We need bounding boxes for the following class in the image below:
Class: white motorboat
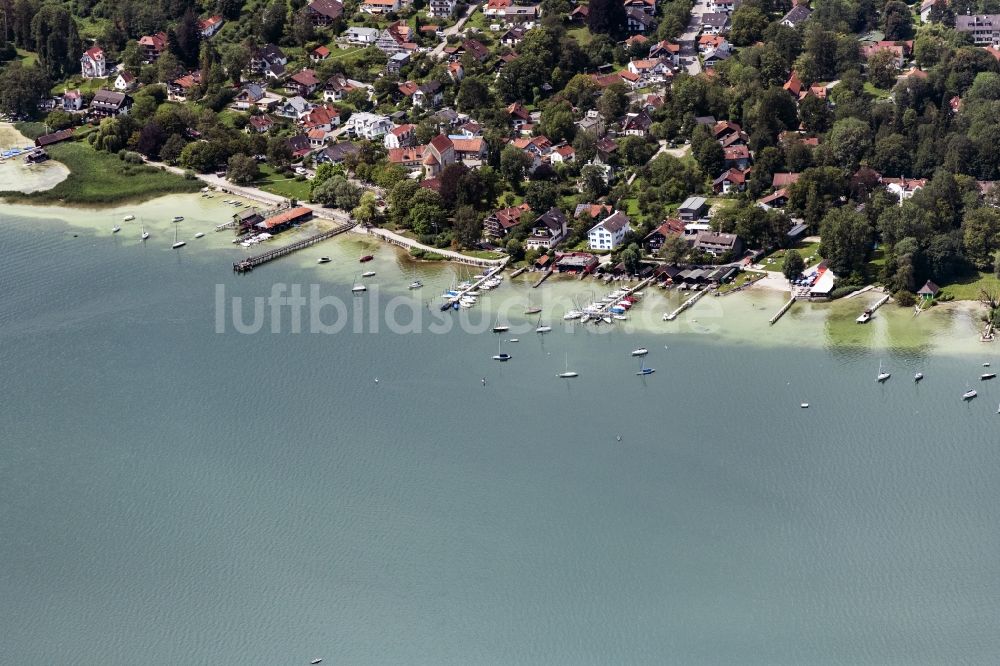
[631,348,649,357]
[982,373,996,380]
[311,660,323,665]
[508,338,519,343]
[963,388,978,400]
[409,281,422,289]
[141,226,149,241]
[362,271,376,277]
[876,360,890,383]
[194,232,205,239]
[914,372,923,382]
[318,257,331,264]
[800,403,809,408]
[352,284,367,293]
[123,214,135,221]
[112,225,121,233]
[536,325,552,334]
[563,310,582,320]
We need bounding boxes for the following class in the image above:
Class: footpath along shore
[147,160,505,267]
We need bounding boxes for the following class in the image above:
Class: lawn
[864,82,891,100]
[463,249,505,260]
[717,270,765,294]
[50,76,112,96]
[255,164,313,201]
[0,140,200,204]
[16,48,37,67]
[938,272,1000,301]
[761,240,822,270]
[567,26,594,46]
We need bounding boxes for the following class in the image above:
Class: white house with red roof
[198,15,225,37]
[80,46,107,78]
[384,123,416,149]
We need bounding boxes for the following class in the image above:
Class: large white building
[587,211,631,251]
[344,112,393,139]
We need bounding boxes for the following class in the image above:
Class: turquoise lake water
[2,199,999,664]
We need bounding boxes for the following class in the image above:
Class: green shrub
[894,290,916,307]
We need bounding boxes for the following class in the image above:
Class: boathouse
[254,206,313,233]
[917,280,940,301]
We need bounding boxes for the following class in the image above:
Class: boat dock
[663,287,707,321]
[233,222,353,273]
[769,296,796,325]
[532,268,553,288]
[215,219,238,231]
[440,262,509,310]
[586,276,655,320]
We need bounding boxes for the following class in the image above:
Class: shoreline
[0,122,70,194]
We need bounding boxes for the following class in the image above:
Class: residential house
[300,104,340,131]
[780,4,812,28]
[483,203,531,238]
[502,6,539,23]
[574,203,614,220]
[699,13,730,34]
[387,52,411,74]
[400,80,442,108]
[310,46,331,63]
[286,134,312,159]
[551,144,575,163]
[114,71,137,92]
[429,0,455,17]
[285,69,321,97]
[626,9,655,33]
[448,61,464,81]
[345,27,380,45]
[621,111,653,137]
[525,207,569,249]
[304,0,344,24]
[956,14,1000,44]
[139,32,168,63]
[344,111,392,139]
[648,40,680,66]
[627,58,672,84]
[89,90,132,117]
[678,196,708,221]
[363,0,401,13]
[315,142,360,165]
[198,15,225,37]
[234,84,266,110]
[757,188,789,209]
[167,71,202,102]
[247,115,275,133]
[62,89,83,112]
[569,4,589,22]
[375,22,418,56]
[250,44,288,77]
[500,27,527,47]
[588,211,632,250]
[644,218,685,252]
[919,0,937,22]
[624,0,656,15]
[698,33,726,54]
[506,102,531,129]
[307,128,331,149]
[723,144,751,169]
[694,231,743,257]
[712,167,748,194]
[388,145,426,170]
[485,0,512,16]
[450,136,487,164]
[577,109,604,136]
[323,74,366,102]
[80,46,107,79]
[772,172,800,188]
[703,45,732,67]
[885,176,927,203]
[460,39,490,62]
[860,41,910,67]
[707,0,741,11]
[384,123,416,148]
[277,96,312,119]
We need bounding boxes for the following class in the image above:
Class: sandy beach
[0,122,70,193]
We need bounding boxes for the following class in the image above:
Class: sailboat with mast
[171,222,185,249]
[492,336,511,361]
[876,360,890,382]
[558,352,577,378]
[636,358,655,376]
[535,315,551,334]
[351,272,366,293]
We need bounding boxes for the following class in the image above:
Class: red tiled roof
[261,206,312,229]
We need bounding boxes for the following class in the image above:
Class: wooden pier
[769,296,796,325]
[663,287,707,321]
[439,263,508,311]
[233,223,353,273]
[532,268,553,288]
[587,276,655,321]
[509,266,528,278]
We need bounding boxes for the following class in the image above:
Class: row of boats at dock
[562,289,644,324]
[441,274,505,310]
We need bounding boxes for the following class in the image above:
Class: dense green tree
[866,48,899,89]
[819,207,874,276]
[962,207,1000,269]
[882,1,913,41]
[826,117,872,170]
[500,145,533,189]
[353,192,379,226]
[0,62,50,117]
[587,0,627,37]
[227,153,259,185]
[539,100,576,143]
[453,205,483,247]
[691,124,724,176]
[783,249,805,279]
[728,6,769,46]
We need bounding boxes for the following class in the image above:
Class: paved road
[431,3,479,58]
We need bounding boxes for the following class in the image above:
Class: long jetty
[440,262,508,311]
[769,296,796,325]
[663,287,707,321]
[233,222,353,273]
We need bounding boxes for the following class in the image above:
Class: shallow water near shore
[2,199,1000,664]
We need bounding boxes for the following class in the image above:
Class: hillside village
[5,0,1000,301]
